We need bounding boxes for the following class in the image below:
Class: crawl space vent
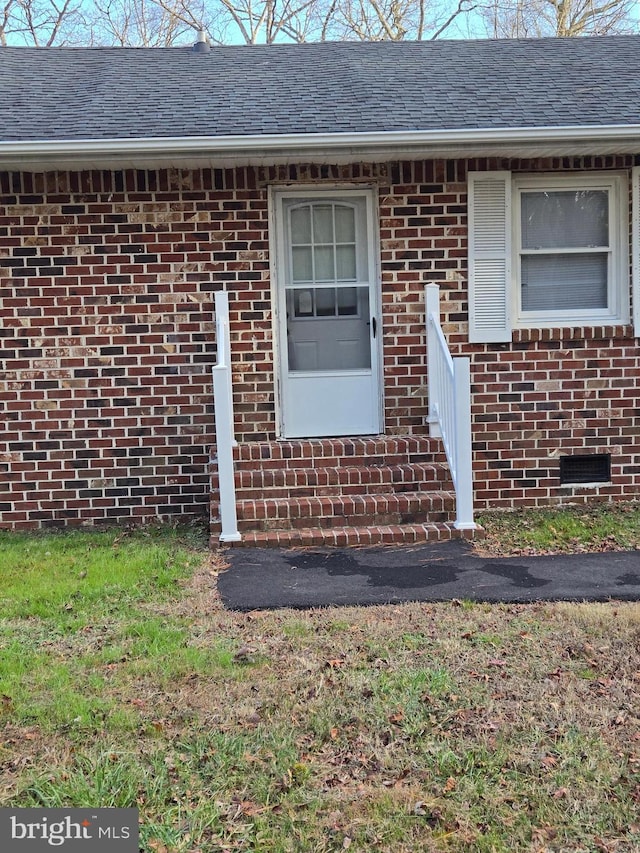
[559,453,611,485]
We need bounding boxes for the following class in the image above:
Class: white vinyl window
[514,174,626,327]
[468,171,630,343]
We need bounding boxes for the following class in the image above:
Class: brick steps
[234,522,473,549]
[233,490,456,531]
[210,435,480,548]
[231,436,448,467]
[212,462,452,498]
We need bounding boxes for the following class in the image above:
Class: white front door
[273,189,382,439]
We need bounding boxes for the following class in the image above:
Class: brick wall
[380,156,640,510]
[1,158,638,529]
[0,169,223,528]
[470,326,639,509]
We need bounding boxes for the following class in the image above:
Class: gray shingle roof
[2,36,640,142]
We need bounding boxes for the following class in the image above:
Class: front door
[273,189,382,438]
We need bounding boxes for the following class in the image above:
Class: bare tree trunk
[477,0,635,38]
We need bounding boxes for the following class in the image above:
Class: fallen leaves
[476,503,640,557]
[442,776,457,793]
[3,542,639,853]
[232,799,267,818]
[531,824,558,845]
[233,645,258,663]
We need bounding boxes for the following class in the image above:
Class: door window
[284,198,371,372]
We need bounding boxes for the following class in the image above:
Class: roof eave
[1,125,640,171]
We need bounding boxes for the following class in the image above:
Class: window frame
[281,196,371,330]
[284,197,369,289]
[512,172,629,329]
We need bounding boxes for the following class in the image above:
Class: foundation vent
[559,453,611,485]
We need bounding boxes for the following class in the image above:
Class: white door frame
[269,184,383,439]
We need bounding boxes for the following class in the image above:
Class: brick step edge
[229,453,449,472]
[210,491,457,532]
[232,436,444,465]
[232,490,456,523]
[212,462,453,495]
[212,522,482,548]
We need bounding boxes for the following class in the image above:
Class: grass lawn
[0,510,638,852]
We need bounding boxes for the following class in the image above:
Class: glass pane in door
[286,286,371,371]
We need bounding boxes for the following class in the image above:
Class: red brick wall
[0,169,223,527]
[470,326,639,509]
[1,158,638,529]
[380,156,640,510]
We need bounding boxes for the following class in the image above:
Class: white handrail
[211,291,241,543]
[425,284,476,530]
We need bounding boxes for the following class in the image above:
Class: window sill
[512,324,634,343]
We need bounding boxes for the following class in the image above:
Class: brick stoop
[211,436,482,547]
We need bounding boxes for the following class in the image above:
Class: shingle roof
[1,36,640,142]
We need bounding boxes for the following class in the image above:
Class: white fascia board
[2,124,640,169]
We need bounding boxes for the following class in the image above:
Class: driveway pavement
[218,539,640,610]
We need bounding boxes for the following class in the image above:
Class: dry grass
[477,502,640,556]
[1,531,639,852]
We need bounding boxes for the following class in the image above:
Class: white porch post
[212,291,241,543]
[452,355,475,530]
[425,283,442,439]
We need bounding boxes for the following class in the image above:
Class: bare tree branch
[1,0,14,44]
[1,0,635,49]
[430,0,475,37]
[45,0,74,44]
[1,0,85,45]
[478,0,636,38]
[88,0,199,45]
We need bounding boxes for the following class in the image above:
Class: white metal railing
[211,290,241,543]
[425,284,476,530]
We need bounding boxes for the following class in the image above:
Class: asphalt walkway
[218,539,640,610]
